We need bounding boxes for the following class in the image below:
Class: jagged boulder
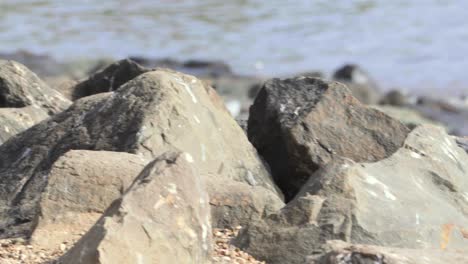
[0,69,283,238]
[248,77,409,199]
[235,125,468,264]
[30,150,148,250]
[58,151,212,264]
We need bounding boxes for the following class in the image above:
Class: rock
[0,60,70,113]
[379,89,409,106]
[307,240,468,264]
[235,125,468,264]
[0,69,283,238]
[248,77,409,200]
[58,151,212,264]
[43,76,78,101]
[30,150,148,250]
[0,106,48,145]
[0,60,71,144]
[370,105,445,130]
[71,59,149,100]
[332,64,381,104]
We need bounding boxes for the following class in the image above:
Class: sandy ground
[0,226,264,264]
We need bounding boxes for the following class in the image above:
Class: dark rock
[332,64,381,104]
[59,151,212,264]
[235,125,468,264]
[379,89,409,106]
[72,59,149,100]
[0,69,282,238]
[248,77,409,200]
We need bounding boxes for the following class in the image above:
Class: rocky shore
[1,51,468,263]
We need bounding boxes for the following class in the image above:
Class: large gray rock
[248,77,409,200]
[0,60,71,143]
[59,151,212,264]
[332,64,381,104]
[235,125,468,264]
[30,150,148,250]
[0,69,283,238]
[307,240,468,264]
[72,59,149,100]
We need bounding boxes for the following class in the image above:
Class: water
[1,0,468,92]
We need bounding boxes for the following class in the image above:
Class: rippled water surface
[1,0,468,91]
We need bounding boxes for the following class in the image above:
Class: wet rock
[0,69,282,238]
[332,64,381,104]
[248,77,409,200]
[235,125,468,264]
[30,150,148,250]
[307,240,468,264]
[72,59,149,100]
[59,151,212,264]
[0,60,71,143]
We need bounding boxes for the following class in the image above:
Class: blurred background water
[0,0,467,92]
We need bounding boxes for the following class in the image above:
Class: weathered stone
[0,60,71,143]
[248,77,409,200]
[0,69,282,238]
[332,64,381,104]
[30,150,148,250]
[0,106,49,145]
[307,240,468,264]
[71,59,149,100]
[58,151,212,264]
[0,60,70,112]
[235,125,468,264]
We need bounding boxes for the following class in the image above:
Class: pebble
[0,226,264,264]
